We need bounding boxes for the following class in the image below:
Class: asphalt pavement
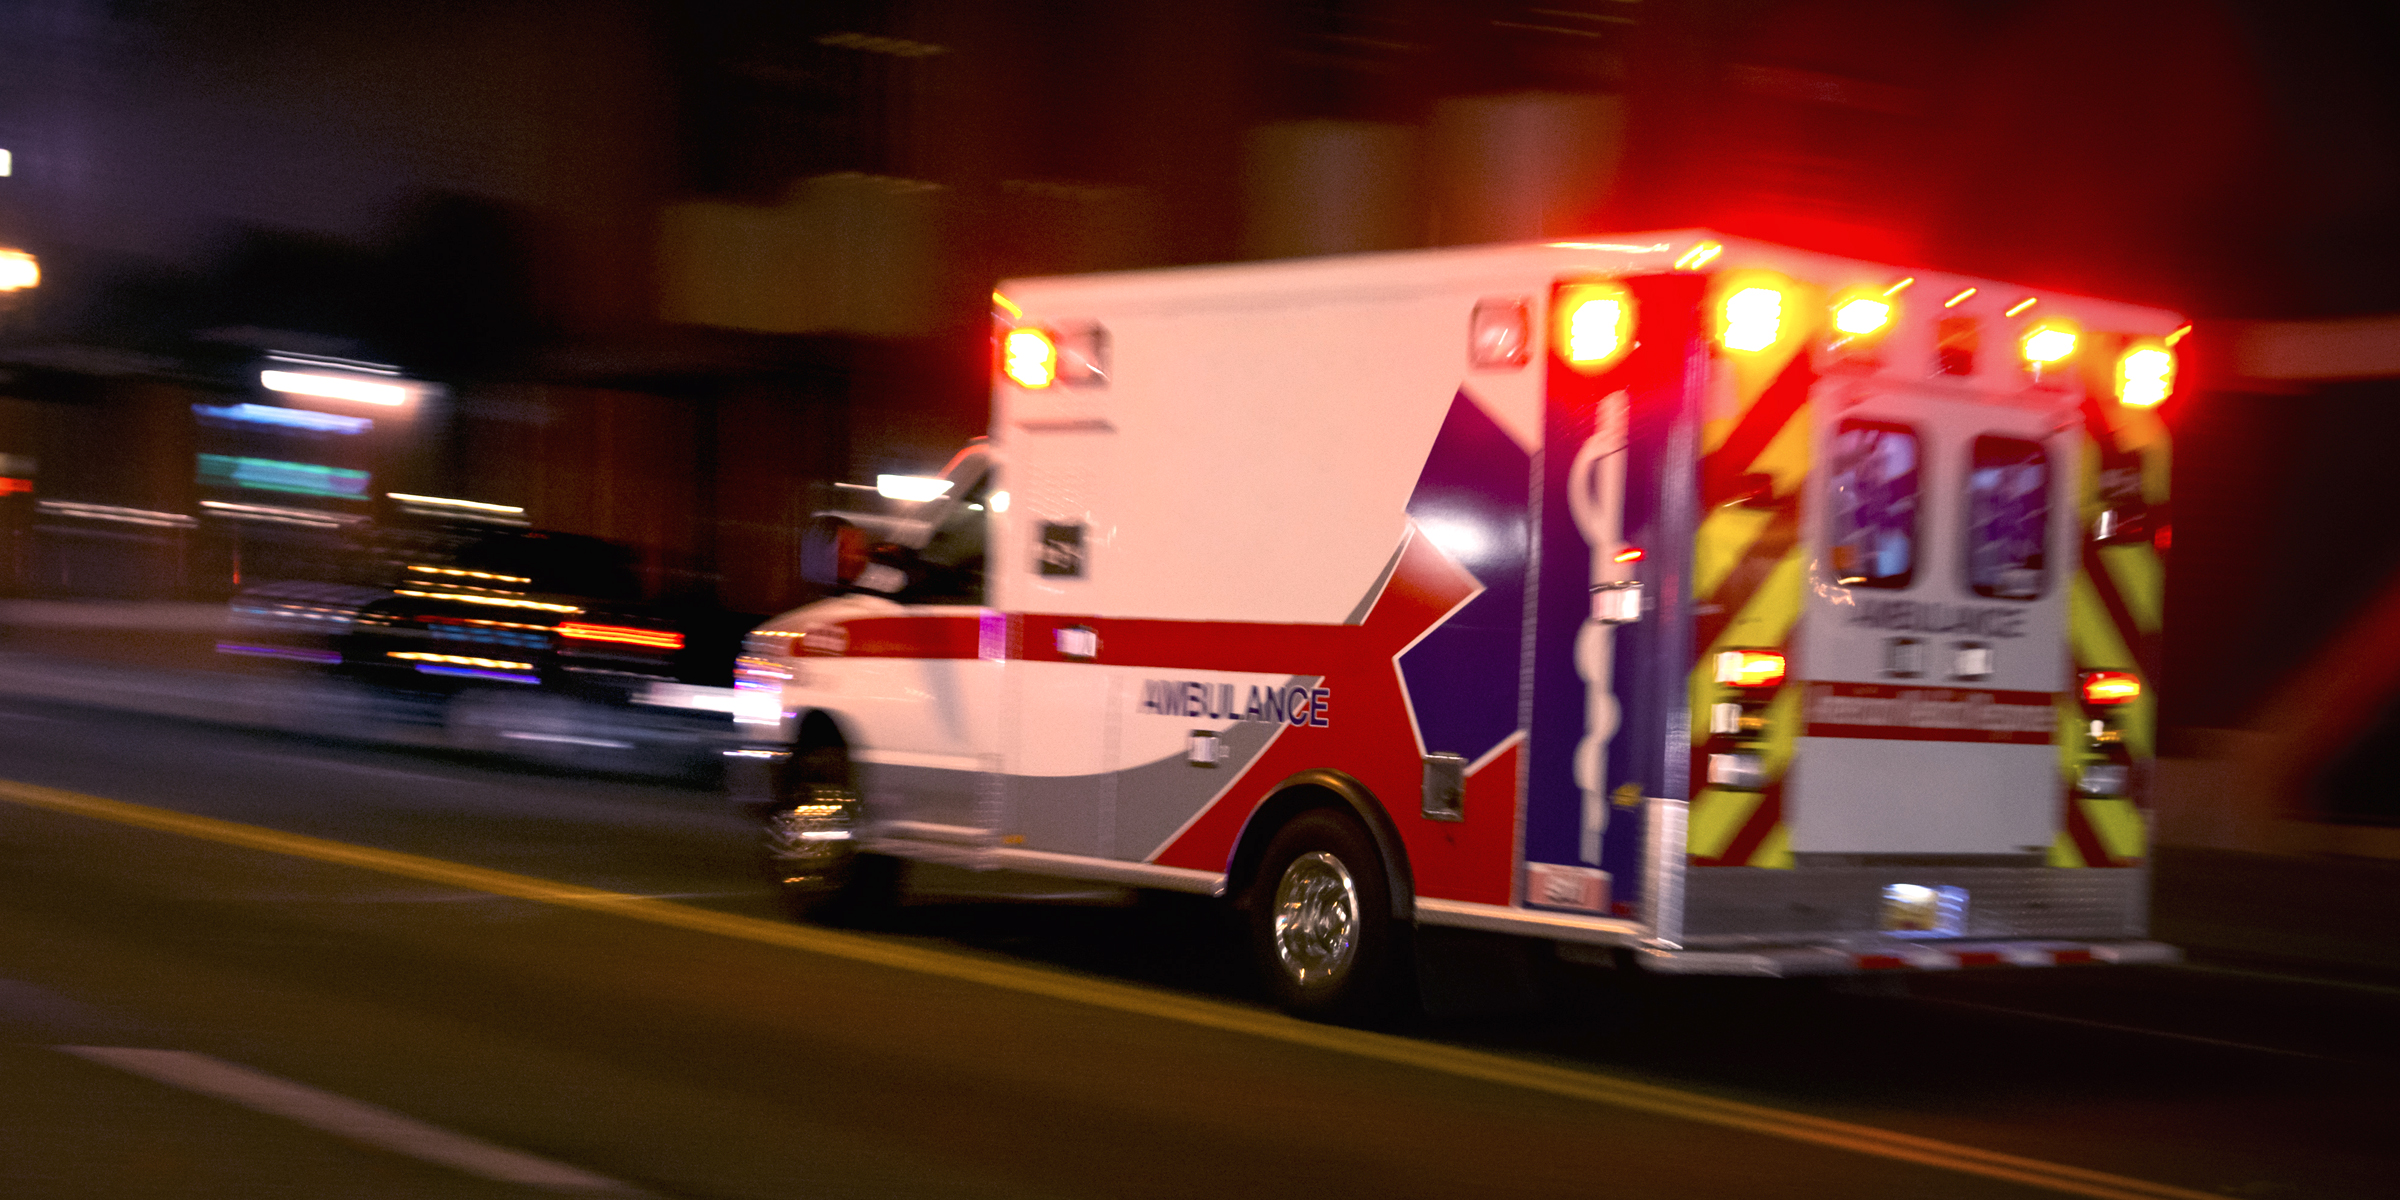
[0,692,2395,1199]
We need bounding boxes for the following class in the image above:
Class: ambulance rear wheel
[1248,810,1405,1022]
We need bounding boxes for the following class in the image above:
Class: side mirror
[800,516,871,588]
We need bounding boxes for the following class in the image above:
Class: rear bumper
[1634,938,2180,978]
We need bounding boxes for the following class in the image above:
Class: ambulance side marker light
[1613,546,1644,563]
[2081,671,2141,705]
[2117,344,2176,408]
[1003,327,1057,389]
[1556,283,1636,372]
[1722,287,1784,352]
[1716,648,1787,689]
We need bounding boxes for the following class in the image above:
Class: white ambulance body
[735,232,2180,1016]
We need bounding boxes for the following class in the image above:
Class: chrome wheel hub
[763,786,858,891]
[1272,851,1360,986]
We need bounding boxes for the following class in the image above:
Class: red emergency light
[1555,283,1635,372]
[2080,671,2141,706]
[1715,648,1787,689]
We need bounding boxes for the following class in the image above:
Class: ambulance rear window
[1966,436,2050,600]
[1827,420,1919,589]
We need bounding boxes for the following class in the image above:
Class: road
[0,694,2393,1199]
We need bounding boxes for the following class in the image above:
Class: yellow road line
[0,777,2218,1200]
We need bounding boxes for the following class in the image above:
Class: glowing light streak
[2004,297,2038,318]
[558,622,684,650]
[393,590,581,614]
[389,652,535,671]
[1673,241,1724,270]
[876,475,954,502]
[1943,287,1977,308]
[260,369,410,407]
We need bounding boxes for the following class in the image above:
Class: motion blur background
[1,0,2397,844]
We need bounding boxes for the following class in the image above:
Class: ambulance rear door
[1787,384,2071,858]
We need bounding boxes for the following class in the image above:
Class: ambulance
[729,232,2182,1019]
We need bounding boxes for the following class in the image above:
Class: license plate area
[1880,883,1968,937]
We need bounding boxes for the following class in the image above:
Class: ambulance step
[1633,939,2180,978]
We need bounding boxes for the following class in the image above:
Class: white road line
[57,1047,648,1195]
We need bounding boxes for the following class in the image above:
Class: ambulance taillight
[1003,327,1058,389]
[1715,648,1787,689]
[2116,343,2176,409]
[2080,671,2141,706]
[1556,283,1635,372]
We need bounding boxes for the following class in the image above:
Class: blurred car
[221,525,758,767]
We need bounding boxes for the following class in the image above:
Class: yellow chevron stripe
[1694,507,1777,601]
[1750,404,1812,498]
[1752,823,1793,869]
[2068,574,2154,760]
[2082,797,2147,862]
[2098,545,2163,633]
[2047,831,2082,869]
[1688,787,1762,861]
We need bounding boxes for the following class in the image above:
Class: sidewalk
[2,601,2395,985]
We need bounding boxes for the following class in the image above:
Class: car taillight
[558,622,683,650]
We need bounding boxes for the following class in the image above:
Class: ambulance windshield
[1966,436,2049,600]
[1827,420,1919,589]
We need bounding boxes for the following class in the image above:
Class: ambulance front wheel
[1248,809,1406,1022]
[762,743,895,926]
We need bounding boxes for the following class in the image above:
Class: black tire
[1247,809,1408,1022]
[760,742,897,926]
